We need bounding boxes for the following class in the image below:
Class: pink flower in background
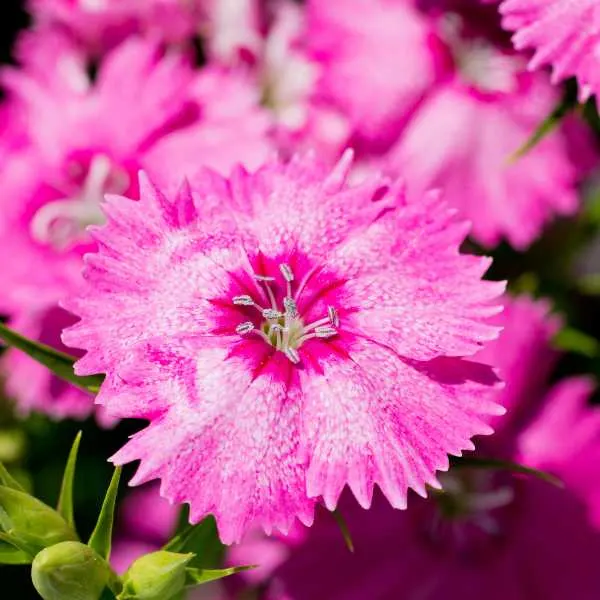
[386,42,587,249]
[28,0,205,54]
[500,0,600,102]
[261,478,600,600]
[305,0,450,154]
[474,295,562,439]
[63,152,504,543]
[111,483,178,574]
[0,34,271,420]
[518,377,600,530]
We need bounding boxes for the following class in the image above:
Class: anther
[254,274,276,282]
[279,263,294,282]
[285,347,301,364]
[236,322,255,335]
[284,297,298,317]
[327,306,339,327]
[233,295,255,306]
[315,326,338,338]
[262,308,283,320]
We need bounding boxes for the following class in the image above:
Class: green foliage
[57,432,82,531]
[0,321,104,394]
[451,456,564,488]
[0,485,77,557]
[88,467,122,561]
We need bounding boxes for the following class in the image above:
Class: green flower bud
[122,551,193,600]
[31,541,111,600]
[0,486,76,555]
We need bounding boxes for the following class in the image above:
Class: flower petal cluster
[0,34,271,420]
[500,0,600,101]
[64,152,505,543]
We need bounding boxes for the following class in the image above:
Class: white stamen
[285,347,300,364]
[315,326,337,338]
[236,322,255,335]
[327,306,339,327]
[233,295,255,306]
[279,263,294,282]
[254,274,276,282]
[284,297,298,318]
[262,308,283,320]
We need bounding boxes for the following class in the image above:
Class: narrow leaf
[509,83,578,160]
[184,565,255,587]
[88,467,122,560]
[57,431,82,530]
[451,456,563,487]
[553,327,599,358]
[0,321,104,394]
[164,515,224,569]
[0,462,25,491]
[331,509,354,553]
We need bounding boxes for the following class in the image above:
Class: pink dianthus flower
[386,39,589,249]
[64,151,505,543]
[500,0,600,102]
[0,35,271,420]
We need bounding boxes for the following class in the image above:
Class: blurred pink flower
[474,295,562,438]
[63,152,504,543]
[386,43,587,249]
[518,376,600,530]
[28,0,204,55]
[305,0,450,154]
[262,478,600,600]
[500,0,600,102]
[0,35,271,420]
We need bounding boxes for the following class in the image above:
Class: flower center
[234,263,340,364]
[30,154,130,251]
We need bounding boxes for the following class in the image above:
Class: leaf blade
[0,321,103,394]
[88,467,122,560]
[57,432,82,530]
[184,565,255,587]
[0,462,25,492]
[451,456,563,488]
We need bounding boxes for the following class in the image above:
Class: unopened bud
[31,542,111,600]
[0,486,76,555]
[122,551,193,600]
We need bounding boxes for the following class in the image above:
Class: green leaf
[0,321,104,394]
[331,509,354,553]
[0,486,77,555]
[57,432,82,531]
[164,515,224,569]
[0,534,32,564]
[0,462,26,491]
[88,467,122,560]
[451,456,564,488]
[553,327,599,358]
[509,82,578,161]
[184,565,255,587]
[577,274,600,296]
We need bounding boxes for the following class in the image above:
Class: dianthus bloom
[28,0,205,55]
[305,0,449,154]
[233,296,600,600]
[0,34,271,420]
[500,0,600,101]
[64,152,505,543]
[386,40,588,249]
